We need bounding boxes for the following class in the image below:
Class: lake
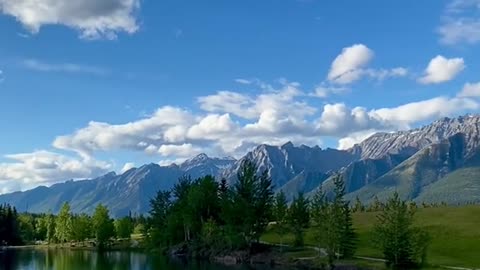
[0,248,283,270]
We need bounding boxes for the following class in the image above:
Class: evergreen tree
[228,160,274,246]
[55,202,73,244]
[272,191,288,248]
[353,196,365,213]
[332,175,356,259]
[287,192,310,247]
[373,192,430,268]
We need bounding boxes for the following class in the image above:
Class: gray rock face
[1,114,480,215]
[221,142,359,189]
[357,115,480,160]
[0,154,235,217]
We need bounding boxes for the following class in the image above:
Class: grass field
[261,205,480,269]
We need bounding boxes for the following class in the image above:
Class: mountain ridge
[1,114,480,216]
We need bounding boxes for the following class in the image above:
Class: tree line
[0,203,144,249]
[0,159,432,268]
[146,160,431,269]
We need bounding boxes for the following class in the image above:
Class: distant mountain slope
[1,115,480,215]
[0,154,235,217]
[222,142,359,191]
[346,133,477,203]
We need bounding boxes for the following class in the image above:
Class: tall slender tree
[287,192,310,247]
[55,202,73,244]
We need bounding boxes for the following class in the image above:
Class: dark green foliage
[272,191,289,247]
[0,204,22,245]
[287,193,310,247]
[310,175,357,267]
[115,216,134,239]
[373,192,430,268]
[146,159,274,253]
[92,204,115,249]
[71,214,92,242]
[333,175,357,259]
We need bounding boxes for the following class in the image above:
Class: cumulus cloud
[458,82,480,97]
[3,76,480,194]
[0,151,112,193]
[23,59,109,76]
[120,162,136,173]
[438,0,480,45]
[327,44,408,84]
[327,44,374,84]
[0,0,140,39]
[418,55,465,84]
[53,106,196,157]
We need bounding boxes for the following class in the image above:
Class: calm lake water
[0,249,278,270]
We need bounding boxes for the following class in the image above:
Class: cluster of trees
[0,204,22,245]
[147,160,274,254]
[0,203,140,249]
[352,196,449,213]
[271,175,357,267]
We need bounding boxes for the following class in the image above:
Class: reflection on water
[0,249,275,270]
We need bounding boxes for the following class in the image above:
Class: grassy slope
[261,206,480,268]
[415,167,480,204]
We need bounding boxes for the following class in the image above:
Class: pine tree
[373,192,430,268]
[287,192,310,247]
[273,191,288,249]
[333,175,357,259]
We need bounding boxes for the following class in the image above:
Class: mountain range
[1,114,479,217]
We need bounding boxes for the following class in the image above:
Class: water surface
[0,249,276,270]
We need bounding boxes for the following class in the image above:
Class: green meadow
[261,205,480,269]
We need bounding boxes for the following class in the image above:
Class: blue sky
[1,0,480,193]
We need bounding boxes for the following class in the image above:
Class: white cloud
[234,78,253,85]
[337,130,378,150]
[371,96,479,124]
[438,0,480,45]
[158,144,201,157]
[418,55,465,84]
[23,59,109,76]
[458,82,480,97]
[310,85,349,98]
[0,0,140,39]
[328,44,374,84]
[4,74,480,194]
[121,162,135,173]
[327,44,408,84]
[0,151,112,193]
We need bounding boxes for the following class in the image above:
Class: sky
[1,0,480,193]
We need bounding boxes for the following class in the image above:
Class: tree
[288,193,310,247]
[92,204,115,249]
[148,190,172,246]
[332,175,356,259]
[228,160,274,246]
[18,214,35,243]
[352,196,365,213]
[273,191,289,247]
[71,214,92,244]
[55,202,73,243]
[311,187,338,266]
[0,204,22,246]
[46,214,56,243]
[115,217,134,239]
[373,192,430,268]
